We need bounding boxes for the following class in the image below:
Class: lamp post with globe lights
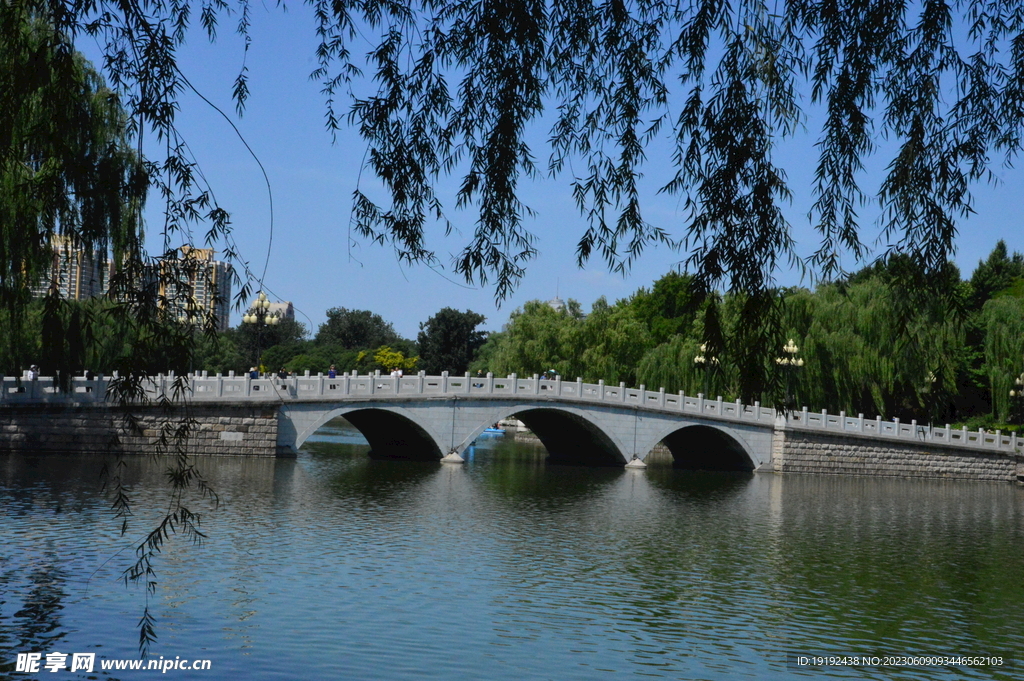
[775,339,804,411]
[693,343,719,398]
[1009,371,1024,425]
[243,292,282,372]
[921,371,939,425]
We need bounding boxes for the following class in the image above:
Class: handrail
[2,371,1020,454]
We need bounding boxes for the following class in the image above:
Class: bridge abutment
[772,427,1023,482]
[0,403,278,457]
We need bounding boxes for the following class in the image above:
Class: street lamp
[921,371,938,425]
[243,291,282,371]
[1009,371,1024,424]
[775,338,804,411]
[693,343,719,397]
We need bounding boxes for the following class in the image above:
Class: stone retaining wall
[775,428,1023,482]
[517,426,1024,482]
[0,404,279,457]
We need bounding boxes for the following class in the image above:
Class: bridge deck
[3,372,1021,455]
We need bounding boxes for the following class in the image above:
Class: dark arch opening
[515,408,624,466]
[661,425,755,472]
[342,409,442,461]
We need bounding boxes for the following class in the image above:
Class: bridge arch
[641,423,757,471]
[280,398,767,469]
[461,406,629,466]
[289,404,447,461]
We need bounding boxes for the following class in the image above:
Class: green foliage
[372,346,419,372]
[490,301,577,378]
[226,318,307,369]
[0,300,43,373]
[635,310,733,399]
[488,297,654,386]
[782,277,969,421]
[980,296,1024,422]
[627,271,697,345]
[564,298,654,386]
[969,241,1024,310]
[995,278,1024,300]
[469,331,504,376]
[283,345,359,375]
[1,14,145,386]
[192,331,245,376]
[636,336,701,395]
[315,308,400,350]
[417,308,487,374]
[261,343,305,374]
[8,1,1019,400]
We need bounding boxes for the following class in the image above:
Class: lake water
[2,421,1023,679]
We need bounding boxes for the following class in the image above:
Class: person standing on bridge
[328,365,337,379]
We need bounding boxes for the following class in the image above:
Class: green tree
[315,308,401,350]
[627,271,697,345]
[1,15,145,380]
[635,294,733,399]
[8,1,1021,401]
[228,318,307,369]
[469,331,505,376]
[488,297,654,386]
[417,308,487,374]
[192,330,245,375]
[637,335,704,396]
[980,296,1024,422]
[490,300,578,377]
[372,346,419,372]
[1,13,234,657]
[564,298,654,386]
[968,241,1024,311]
[781,272,969,422]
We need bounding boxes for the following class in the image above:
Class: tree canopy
[5,1,1024,401]
[316,307,401,349]
[7,1,1022,298]
[417,307,487,374]
[1,12,145,379]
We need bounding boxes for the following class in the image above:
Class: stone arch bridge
[4,372,1022,479]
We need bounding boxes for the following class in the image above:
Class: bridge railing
[786,405,1022,454]
[2,371,1020,454]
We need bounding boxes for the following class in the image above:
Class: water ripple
[2,449,1023,680]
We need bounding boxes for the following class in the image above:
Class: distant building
[267,301,294,321]
[149,247,233,332]
[30,240,233,331]
[31,237,112,300]
[547,296,566,312]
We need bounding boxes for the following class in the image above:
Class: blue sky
[85,6,1024,339]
